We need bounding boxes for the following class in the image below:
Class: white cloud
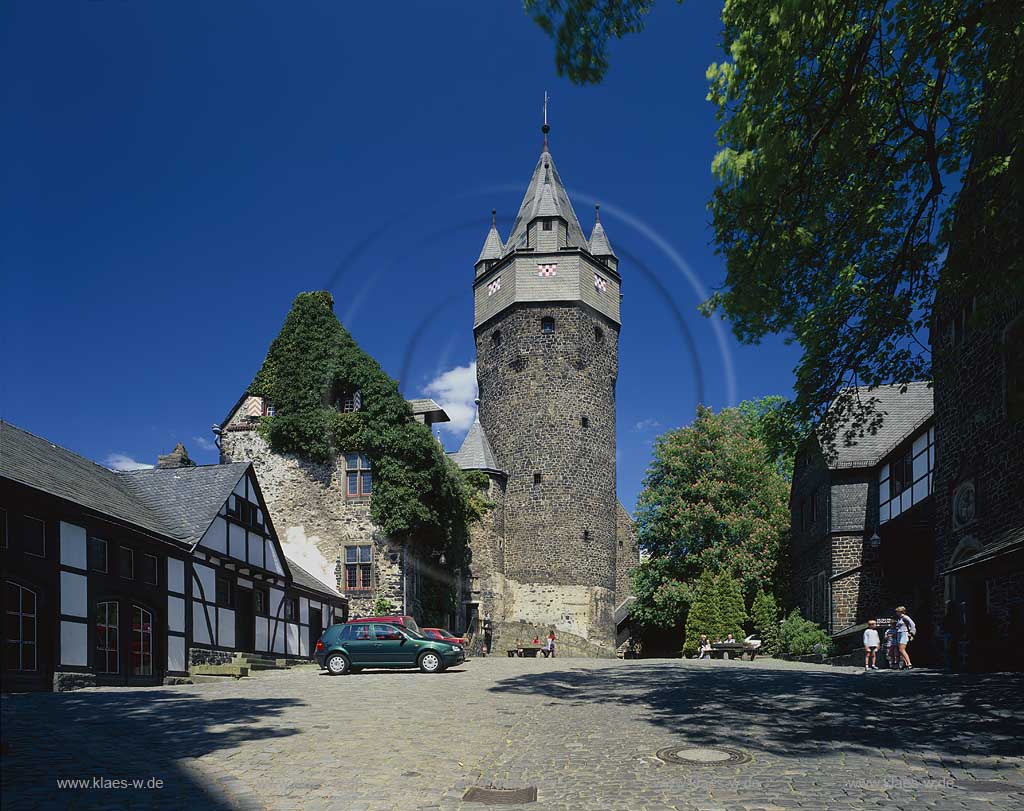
[280,526,338,593]
[632,418,662,433]
[422,361,478,435]
[192,435,217,452]
[105,453,154,471]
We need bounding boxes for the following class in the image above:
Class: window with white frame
[879,426,934,524]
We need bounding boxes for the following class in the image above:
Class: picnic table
[709,643,758,661]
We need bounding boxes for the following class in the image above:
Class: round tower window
[595,326,604,342]
[541,317,555,334]
[492,330,502,347]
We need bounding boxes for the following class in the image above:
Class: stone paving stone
[2,658,1023,810]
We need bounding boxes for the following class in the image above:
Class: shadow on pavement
[1,688,304,810]
[488,661,1024,765]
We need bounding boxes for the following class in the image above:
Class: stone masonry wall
[475,301,619,647]
[790,443,831,627]
[220,404,405,618]
[615,501,639,607]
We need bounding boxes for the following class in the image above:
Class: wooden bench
[709,644,758,661]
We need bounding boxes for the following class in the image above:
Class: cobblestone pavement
[2,657,1023,811]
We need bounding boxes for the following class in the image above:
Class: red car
[421,627,466,645]
[349,615,420,633]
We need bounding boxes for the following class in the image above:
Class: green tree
[527,1,1023,443]
[778,609,833,657]
[629,557,692,629]
[716,572,747,641]
[635,403,790,601]
[682,569,719,655]
[750,589,781,655]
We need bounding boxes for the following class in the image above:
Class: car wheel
[418,651,442,673]
[326,652,350,676]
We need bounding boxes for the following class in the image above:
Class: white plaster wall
[194,563,216,603]
[193,601,211,645]
[200,517,227,553]
[60,621,88,666]
[167,558,185,594]
[168,636,186,672]
[60,571,88,618]
[218,608,235,648]
[300,597,309,625]
[59,522,87,569]
[256,617,269,652]
[299,629,309,657]
[236,577,253,590]
[167,595,185,633]
[229,523,246,561]
[286,623,299,656]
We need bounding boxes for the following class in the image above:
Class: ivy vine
[251,292,488,562]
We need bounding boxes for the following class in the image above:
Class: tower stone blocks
[455,137,634,651]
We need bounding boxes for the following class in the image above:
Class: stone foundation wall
[53,672,96,692]
[189,648,233,667]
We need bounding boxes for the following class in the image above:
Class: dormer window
[542,219,553,231]
[335,389,362,413]
[262,400,276,417]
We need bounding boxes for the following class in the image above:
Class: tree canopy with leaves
[635,399,791,605]
[251,292,488,558]
[528,0,1023,438]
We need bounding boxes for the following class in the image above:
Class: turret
[475,209,504,277]
[588,204,618,273]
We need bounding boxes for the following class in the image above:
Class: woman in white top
[895,606,916,669]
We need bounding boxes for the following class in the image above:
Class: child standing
[885,623,900,669]
[863,620,880,670]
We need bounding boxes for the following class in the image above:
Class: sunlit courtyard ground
[2,656,1022,811]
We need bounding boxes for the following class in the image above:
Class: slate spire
[588,204,616,259]
[476,209,504,265]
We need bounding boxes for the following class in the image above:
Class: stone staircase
[188,653,316,684]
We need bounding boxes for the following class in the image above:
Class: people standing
[884,623,900,669]
[863,619,880,670]
[482,614,493,657]
[545,630,556,658]
[895,606,916,669]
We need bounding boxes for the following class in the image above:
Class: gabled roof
[504,150,589,255]
[119,463,251,545]
[449,416,502,474]
[286,557,343,600]
[0,421,173,542]
[822,382,934,469]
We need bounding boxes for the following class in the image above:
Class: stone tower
[459,122,626,649]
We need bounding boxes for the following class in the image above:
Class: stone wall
[615,502,639,607]
[790,443,831,627]
[53,672,97,692]
[220,403,406,618]
[475,301,619,646]
[188,648,233,667]
[933,287,1024,648]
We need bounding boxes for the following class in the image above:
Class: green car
[315,620,465,675]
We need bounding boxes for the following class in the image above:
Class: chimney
[157,442,196,469]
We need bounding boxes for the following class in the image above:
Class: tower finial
[595,203,601,222]
[491,209,497,227]
[542,91,550,150]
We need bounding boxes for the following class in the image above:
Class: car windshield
[402,628,426,640]
[436,629,455,638]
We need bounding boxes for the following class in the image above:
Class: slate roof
[0,420,246,547]
[476,220,505,264]
[823,382,934,469]
[588,217,615,258]
[504,150,589,255]
[0,421,174,542]
[286,557,343,599]
[119,463,251,544]
[449,416,502,473]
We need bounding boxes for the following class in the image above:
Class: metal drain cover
[656,746,751,766]
[463,786,538,805]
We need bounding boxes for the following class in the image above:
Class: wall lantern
[869,531,881,549]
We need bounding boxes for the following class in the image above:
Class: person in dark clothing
[482,614,493,656]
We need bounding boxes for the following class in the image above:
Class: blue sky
[1,1,801,512]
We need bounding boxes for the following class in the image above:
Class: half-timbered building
[1,421,346,691]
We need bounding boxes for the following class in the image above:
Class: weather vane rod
[542,91,550,150]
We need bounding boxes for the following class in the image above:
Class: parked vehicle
[350,615,420,633]
[316,621,464,675]
[743,634,762,650]
[420,627,466,645]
